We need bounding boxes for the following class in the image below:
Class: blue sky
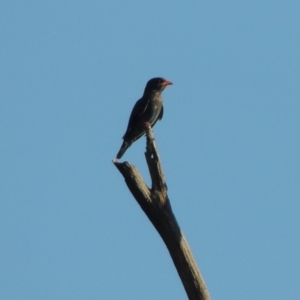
[1,1,299,299]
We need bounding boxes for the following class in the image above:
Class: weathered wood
[113,126,210,300]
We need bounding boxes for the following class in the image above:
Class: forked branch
[113,126,210,300]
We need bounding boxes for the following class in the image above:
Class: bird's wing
[158,105,164,120]
[123,97,150,137]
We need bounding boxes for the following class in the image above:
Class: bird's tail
[116,140,130,159]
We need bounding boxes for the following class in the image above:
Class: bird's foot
[143,122,151,129]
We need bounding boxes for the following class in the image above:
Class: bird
[116,77,172,159]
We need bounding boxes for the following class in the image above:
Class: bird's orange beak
[163,80,173,86]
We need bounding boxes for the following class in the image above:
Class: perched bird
[116,77,172,159]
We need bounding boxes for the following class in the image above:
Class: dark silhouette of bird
[116,77,172,159]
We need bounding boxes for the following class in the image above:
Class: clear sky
[1,1,299,299]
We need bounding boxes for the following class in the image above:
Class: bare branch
[113,127,210,300]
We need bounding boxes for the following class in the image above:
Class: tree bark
[113,126,210,300]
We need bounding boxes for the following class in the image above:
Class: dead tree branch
[113,126,210,300]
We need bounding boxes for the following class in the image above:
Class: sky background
[1,1,299,299]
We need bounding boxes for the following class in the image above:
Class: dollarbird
[116,77,172,159]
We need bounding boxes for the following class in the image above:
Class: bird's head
[144,77,173,94]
